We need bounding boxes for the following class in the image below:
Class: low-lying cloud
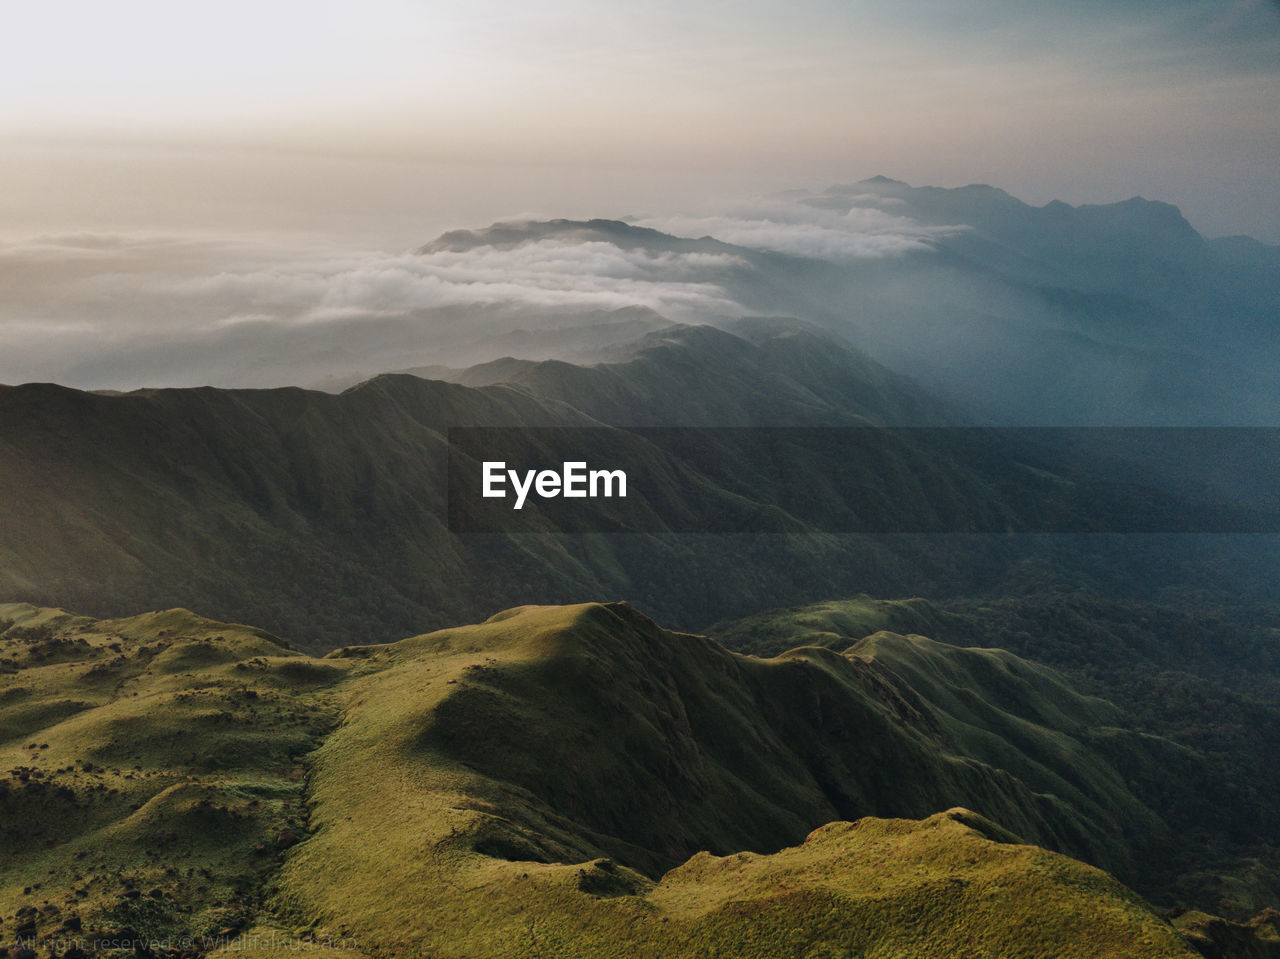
[0,193,956,390]
[636,195,964,261]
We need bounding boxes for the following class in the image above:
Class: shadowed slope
[267,602,1198,957]
[418,321,955,427]
[712,594,1280,915]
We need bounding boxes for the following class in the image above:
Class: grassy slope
[0,602,345,949]
[0,600,1259,958]
[712,594,1280,916]
[269,603,1191,958]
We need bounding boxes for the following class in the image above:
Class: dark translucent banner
[447,427,1280,533]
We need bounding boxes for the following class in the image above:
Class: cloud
[0,228,754,388]
[79,240,745,324]
[0,191,963,389]
[636,196,964,261]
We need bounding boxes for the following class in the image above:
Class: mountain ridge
[6,598,1272,957]
[4,318,1277,649]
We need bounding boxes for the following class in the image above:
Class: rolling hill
[5,599,1276,958]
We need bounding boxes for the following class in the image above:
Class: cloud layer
[0,192,957,390]
[637,196,965,261]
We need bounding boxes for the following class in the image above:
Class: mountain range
[2,178,1279,958]
[4,320,1275,652]
[393,178,1280,426]
[10,178,1277,428]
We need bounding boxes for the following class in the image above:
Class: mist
[2,171,1277,428]
[0,176,973,391]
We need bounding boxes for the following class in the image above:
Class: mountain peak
[416,216,734,256]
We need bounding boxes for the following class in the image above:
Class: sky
[2,0,1279,244]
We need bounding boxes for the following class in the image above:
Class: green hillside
[5,599,1276,957]
[0,602,343,949]
[712,595,1280,916]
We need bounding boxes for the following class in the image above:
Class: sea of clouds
[0,191,959,390]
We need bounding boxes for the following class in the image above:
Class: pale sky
[2,0,1279,241]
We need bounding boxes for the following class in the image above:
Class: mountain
[0,603,332,951]
[419,218,740,257]
[408,182,1279,425]
[308,306,675,394]
[5,599,1276,958]
[4,178,1279,958]
[806,180,1280,424]
[711,595,1280,917]
[7,179,1275,425]
[810,179,1280,424]
[1,326,952,649]
[4,320,1275,652]
[415,321,959,426]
